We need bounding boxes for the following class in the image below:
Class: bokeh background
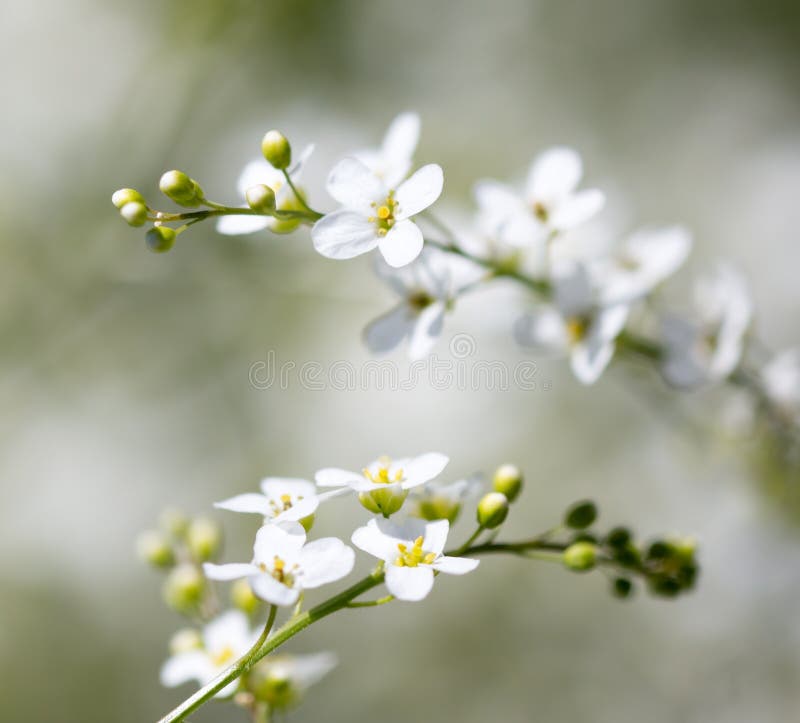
[3,1,800,721]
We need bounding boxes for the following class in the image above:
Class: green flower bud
[247,660,299,709]
[245,184,276,213]
[146,226,176,253]
[476,492,509,529]
[564,500,597,530]
[605,526,631,549]
[358,487,409,517]
[563,541,596,572]
[136,529,175,568]
[186,517,222,562]
[169,628,203,655]
[120,201,148,227]
[612,577,634,599]
[646,540,671,560]
[261,130,291,170]
[163,563,205,613]
[112,188,146,209]
[160,508,190,538]
[492,464,523,503]
[648,576,681,598]
[159,170,203,207]
[416,496,461,524]
[231,578,259,615]
[670,536,697,563]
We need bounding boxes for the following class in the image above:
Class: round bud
[231,578,259,614]
[492,464,523,503]
[261,130,292,170]
[646,540,671,560]
[136,529,174,568]
[564,500,597,530]
[563,541,596,572]
[247,659,299,708]
[163,563,205,613]
[160,508,190,538]
[245,184,276,213]
[358,487,408,518]
[476,492,509,529]
[159,170,202,207]
[169,628,203,655]
[416,496,461,524]
[612,577,633,599]
[112,188,146,209]
[186,517,222,562]
[670,536,697,563]
[605,526,631,549]
[120,201,148,227]
[146,226,176,253]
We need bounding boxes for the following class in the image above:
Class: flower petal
[407,301,446,360]
[326,157,386,211]
[216,214,271,236]
[236,159,283,196]
[298,538,355,588]
[570,339,614,385]
[378,219,424,268]
[249,573,300,606]
[382,112,420,171]
[202,562,259,581]
[351,519,398,561]
[261,478,317,501]
[550,189,605,230]
[363,304,414,355]
[315,468,362,488]
[160,651,211,688]
[513,309,568,353]
[395,164,443,220]
[401,452,449,489]
[527,146,583,200]
[385,564,435,601]
[431,555,480,575]
[214,493,271,516]
[422,519,450,555]
[312,210,379,260]
[252,522,306,564]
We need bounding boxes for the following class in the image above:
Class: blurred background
[2,1,800,721]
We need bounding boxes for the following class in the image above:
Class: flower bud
[163,563,205,613]
[159,170,203,207]
[169,628,203,655]
[563,541,596,572]
[247,659,299,709]
[358,487,408,517]
[231,578,259,615]
[612,577,633,599]
[120,201,148,227]
[245,184,276,213]
[564,500,597,530]
[160,508,190,538]
[476,492,509,529]
[416,496,461,524]
[186,517,222,561]
[136,529,175,568]
[492,464,523,503]
[146,226,176,253]
[605,526,631,549]
[112,188,146,209]
[261,130,291,170]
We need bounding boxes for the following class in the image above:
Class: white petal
[498,210,548,248]
[326,157,385,212]
[570,339,615,385]
[378,219,424,268]
[513,308,569,353]
[473,180,524,217]
[160,651,211,688]
[401,452,450,489]
[202,562,259,581]
[592,304,629,343]
[273,495,320,523]
[288,144,315,179]
[298,538,355,588]
[431,555,480,575]
[249,572,300,606]
[253,522,306,564]
[550,189,605,230]
[385,564,435,601]
[287,652,338,688]
[214,493,271,516]
[312,211,379,260]
[422,519,450,555]
[351,520,398,561]
[237,159,283,196]
[315,468,362,488]
[395,164,443,220]
[382,112,420,170]
[553,259,594,316]
[363,304,414,355]
[407,301,446,360]
[261,478,317,501]
[527,146,583,199]
[203,610,251,654]
[216,214,270,236]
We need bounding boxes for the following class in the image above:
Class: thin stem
[345,594,394,608]
[282,170,323,219]
[450,525,485,556]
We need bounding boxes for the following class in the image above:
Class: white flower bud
[476,492,509,529]
[245,184,276,213]
[186,517,222,561]
[159,170,203,207]
[112,188,145,209]
[146,226,176,253]
[261,130,292,170]
[136,529,174,568]
[492,464,523,502]
[120,201,148,227]
[163,563,205,613]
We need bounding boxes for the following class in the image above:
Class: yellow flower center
[368,193,398,236]
[394,536,437,567]
[408,291,434,311]
[566,317,589,344]
[363,456,404,485]
[258,555,298,587]
[211,645,236,667]
[532,201,549,222]
[269,493,302,515]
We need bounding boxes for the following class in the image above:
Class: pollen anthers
[566,316,590,344]
[259,555,299,587]
[394,536,436,568]
[532,200,549,222]
[269,493,302,515]
[363,457,404,485]
[368,192,398,236]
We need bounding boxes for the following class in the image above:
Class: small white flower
[352,111,420,188]
[160,610,258,697]
[216,145,314,236]
[474,146,605,249]
[250,652,338,710]
[409,474,483,523]
[761,348,800,424]
[312,158,443,268]
[351,517,479,601]
[214,478,319,525]
[514,259,630,385]
[661,266,752,388]
[364,247,483,359]
[594,226,692,305]
[203,523,354,607]
[315,453,449,495]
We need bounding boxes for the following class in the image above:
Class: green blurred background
[2,1,800,721]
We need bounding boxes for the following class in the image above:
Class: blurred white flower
[351,517,478,601]
[514,259,630,384]
[160,610,258,697]
[761,348,800,424]
[216,145,314,235]
[312,158,443,267]
[352,111,420,188]
[474,146,605,249]
[364,247,484,359]
[249,652,338,710]
[409,473,483,523]
[661,266,752,388]
[214,478,319,524]
[203,523,354,607]
[315,453,448,495]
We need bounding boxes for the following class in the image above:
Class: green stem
[345,594,394,608]
[450,525,485,556]
[282,170,323,220]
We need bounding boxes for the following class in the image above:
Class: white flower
[214,478,319,525]
[409,474,483,523]
[514,259,630,384]
[250,652,338,710]
[352,111,420,188]
[761,348,800,424]
[594,226,692,305]
[661,266,752,388]
[216,145,314,236]
[351,518,479,601]
[160,610,259,697]
[364,247,483,359]
[203,523,354,607]
[311,158,443,268]
[474,146,605,249]
[315,453,449,496]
